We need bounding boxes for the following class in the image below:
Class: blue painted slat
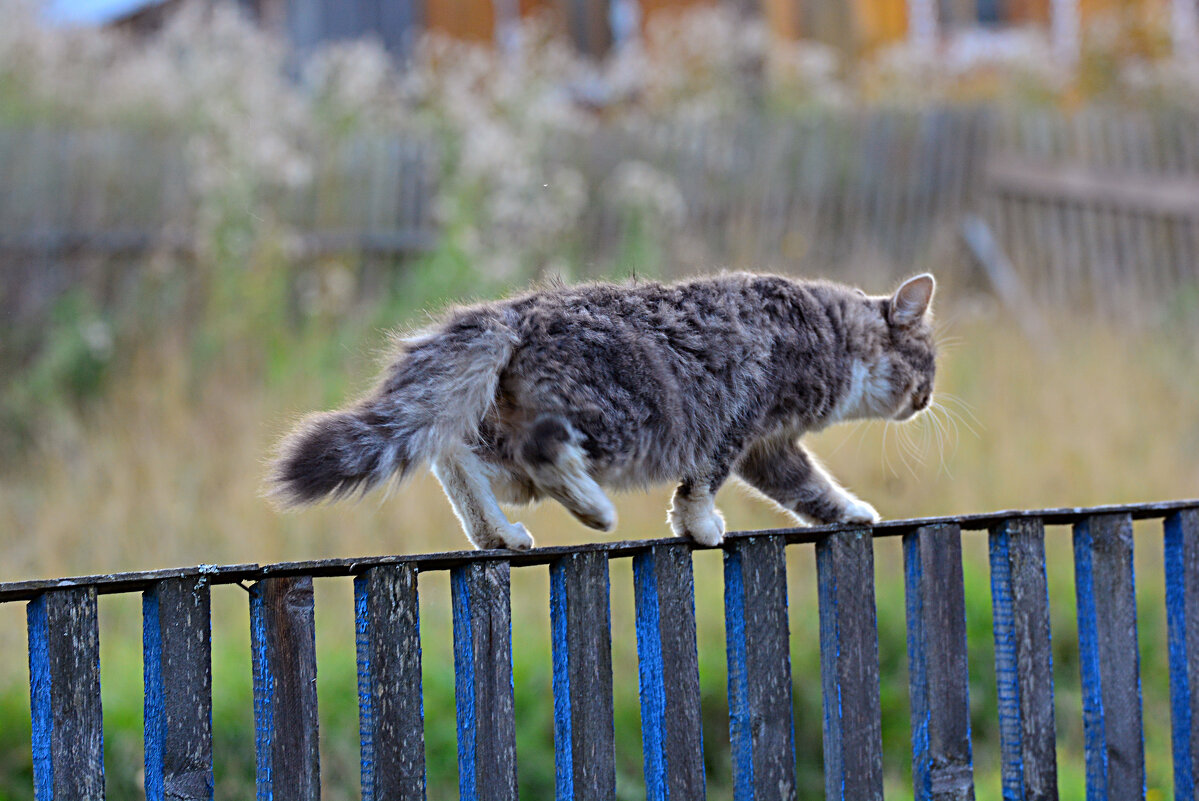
[26,587,105,801]
[249,576,320,801]
[451,561,517,801]
[904,523,975,801]
[724,536,796,801]
[355,564,426,801]
[550,551,615,801]
[634,544,706,801]
[1166,509,1199,801]
[143,577,214,801]
[816,528,884,801]
[1073,514,1145,801]
[989,518,1058,801]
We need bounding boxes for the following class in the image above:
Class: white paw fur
[839,497,880,524]
[669,494,726,546]
[497,522,535,551]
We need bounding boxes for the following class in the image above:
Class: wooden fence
[3,106,1198,326]
[4,498,1198,799]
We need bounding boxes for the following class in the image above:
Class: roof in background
[42,0,169,26]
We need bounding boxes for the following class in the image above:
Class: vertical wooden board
[989,518,1059,801]
[817,529,884,801]
[144,578,214,801]
[452,561,517,801]
[904,523,976,801]
[633,544,706,801]
[27,587,105,801]
[724,536,796,801]
[355,564,425,801]
[1166,509,1199,801]
[249,576,320,801]
[551,551,616,801]
[1073,513,1145,801]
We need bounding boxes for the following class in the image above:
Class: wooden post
[1073,513,1145,801]
[27,587,105,801]
[1166,508,1199,801]
[633,544,706,801]
[989,518,1058,801]
[724,536,796,801]
[250,576,320,801]
[355,564,425,801]
[452,561,518,801]
[816,529,884,801]
[551,551,616,801]
[144,577,214,801]
[905,523,976,801]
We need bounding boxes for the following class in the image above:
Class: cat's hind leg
[517,416,616,532]
[432,443,535,551]
[735,435,878,525]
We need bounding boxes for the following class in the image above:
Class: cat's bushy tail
[269,308,519,507]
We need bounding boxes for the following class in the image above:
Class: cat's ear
[888,273,935,328]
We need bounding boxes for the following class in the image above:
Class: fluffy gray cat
[270,272,936,550]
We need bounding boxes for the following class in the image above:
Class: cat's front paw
[837,498,880,525]
[669,505,726,546]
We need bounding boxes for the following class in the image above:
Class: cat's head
[838,273,937,423]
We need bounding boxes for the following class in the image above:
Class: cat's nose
[913,391,931,411]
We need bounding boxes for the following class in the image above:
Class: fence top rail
[1,499,1194,604]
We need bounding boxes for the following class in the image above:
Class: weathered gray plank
[27,587,105,801]
[905,523,976,801]
[355,564,425,801]
[724,536,796,801]
[144,577,214,801]
[249,576,320,801]
[1073,513,1145,801]
[633,543,706,801]
[817,528,884,801]
[452,561,517,801]
[551,551,616,801]
[989,518,1058,801]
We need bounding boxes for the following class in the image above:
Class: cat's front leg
[735,436,880,526]
[668,478,727,547]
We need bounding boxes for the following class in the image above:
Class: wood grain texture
[452,561,517,801]
[249,576,320,801]
[1167,509,1199,801]
[724,536,796,801]
[904,523,976,801]
[989,518,1058,801]
[143,578,214,801]
[1073,513,1145,801]
[817,529,884,801]
[551,551,616,801]
[634,544,706,801]
[27,587,105,801]
[355,564,425,801]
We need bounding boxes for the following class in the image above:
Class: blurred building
[71,0,1199,61]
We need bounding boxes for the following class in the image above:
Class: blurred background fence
[5,104,1198,328]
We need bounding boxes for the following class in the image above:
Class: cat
[269,271,937,551]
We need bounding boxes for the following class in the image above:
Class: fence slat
[452,561,517,801]
[724,536,796,801]
[817,529,884,801]
[551,551,616,801]
[144,577,214,801]
[1073,513,1145,801]
[27,587,105,801]
[989,518,1059,801]
[250,576,320,801]
[1166,508,1199,801]
[633,544,706,801]
[905,523,976,801]
[355,563,425,801]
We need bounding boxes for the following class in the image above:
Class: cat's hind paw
[499,522,535,551]
[669,505,726,547]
